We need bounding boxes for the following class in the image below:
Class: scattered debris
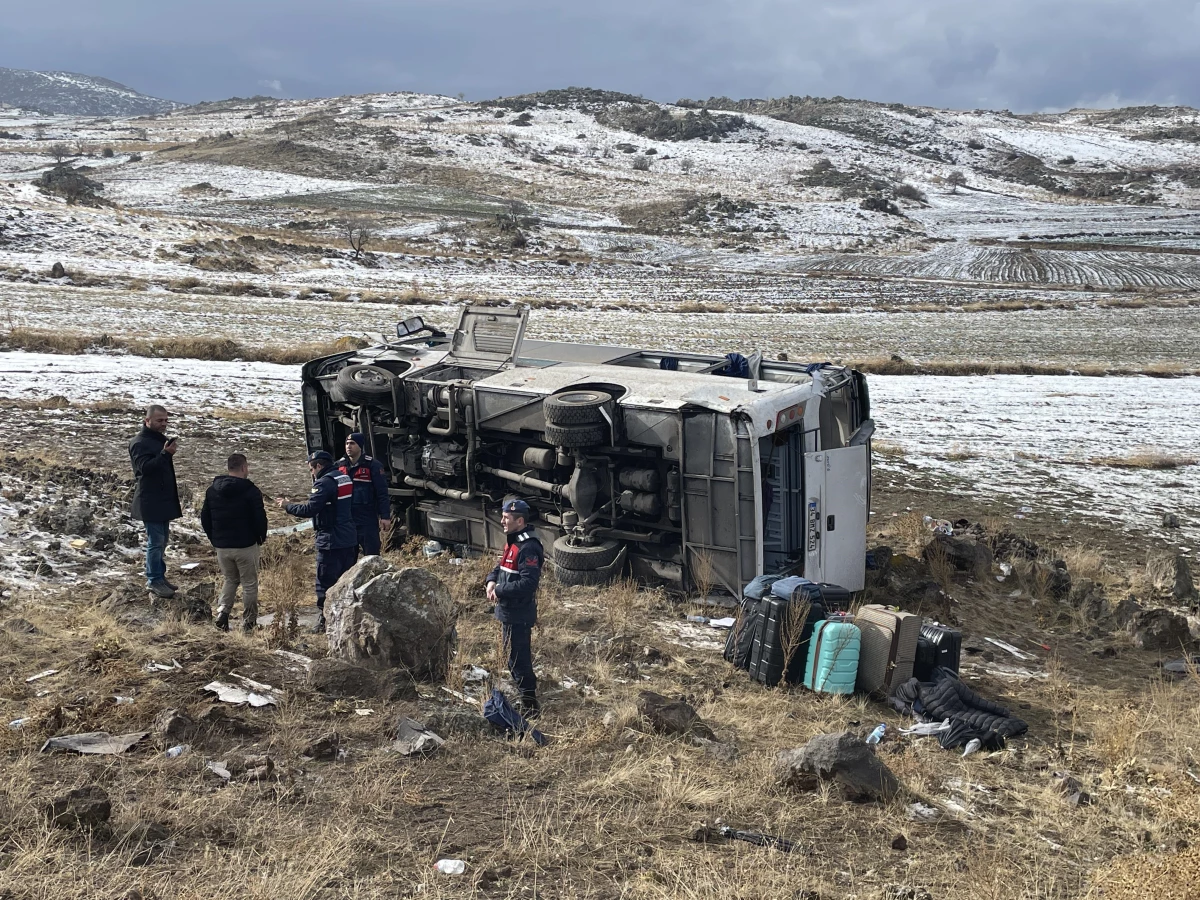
[483,688,547,746]
[25,668,59,683]
[202,680,278,707]
[164,744,190,758]
[301,732,342,760]
[205,761,232,781]
[41,731,149,755]
[389,717,446,756]
[984,637,1035,661]
[907,802,941,822]
[435,859,466,875]
[143,660,182,673]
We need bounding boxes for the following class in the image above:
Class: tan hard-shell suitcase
[855,605,922,696]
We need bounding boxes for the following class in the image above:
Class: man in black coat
[485,499,544,718]
[201,453,269,633]
[128,405,182,598]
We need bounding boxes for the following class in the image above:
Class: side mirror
[396,316,425,337]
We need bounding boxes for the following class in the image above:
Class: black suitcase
[724,598,761,670]
[919,623,962,674]
[747,596,826,686]
[914,635,938,682]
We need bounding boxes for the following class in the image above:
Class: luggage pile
[725,575,962,698]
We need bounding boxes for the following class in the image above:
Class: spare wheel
[336,364,395,404]
[544,389,612,426]
[552,536,622,570]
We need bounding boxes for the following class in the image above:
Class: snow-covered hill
[0,67,177,117]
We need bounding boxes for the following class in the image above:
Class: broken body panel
[302,306,872,594]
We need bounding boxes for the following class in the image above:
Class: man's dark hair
[227,453,248,471]
[145,404,167,419]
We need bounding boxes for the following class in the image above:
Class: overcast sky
[3,0,1199,112]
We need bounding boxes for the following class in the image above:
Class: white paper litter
[272,649,314,670]
[900,720,952,737]
[25,669,59,683]
[144,660,182,672]
[203,680,278,707]
[180,562,201,571]
[354,708,374,717]
[206,760,232,780]
[984,637,1035,661]
[463,665,489,683]
[231,673,276,693]
[707,617,736,629]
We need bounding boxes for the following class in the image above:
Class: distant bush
[893,182,927,203]
[860,196,902,216]
[100,147,115,158]
[513,112,534,127]
[966,139,985,150]
[594,104,761,142]
[632,155,651,171]
[1058,155,1076,165]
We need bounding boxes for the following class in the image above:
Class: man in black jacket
[201,453,269,633]
[128,405,182,598]
[485,499,544,718]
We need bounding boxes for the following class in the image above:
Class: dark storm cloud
[2,0,1198,111]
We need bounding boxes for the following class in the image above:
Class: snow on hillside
[0,67,178,117]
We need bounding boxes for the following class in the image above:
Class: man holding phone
[129,404,183,598]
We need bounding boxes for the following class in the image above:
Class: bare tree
[947,169,967,194]
[345,220,374,260]
[680,157,695,175]
[49,143,71,163]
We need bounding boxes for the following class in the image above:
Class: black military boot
[214,610,230,632]
[311,613,326,634]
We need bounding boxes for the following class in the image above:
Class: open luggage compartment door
[803,445,868,591]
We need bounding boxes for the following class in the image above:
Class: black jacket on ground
[890,668,1029,739]
[201,475,269,549]
[129,426,182,523]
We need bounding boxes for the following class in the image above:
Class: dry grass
[1088,452,1198,470]
[3,327,369,365]
[848,357,1198,378]
[3,533,1200,899]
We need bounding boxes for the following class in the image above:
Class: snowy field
[2,350,1195,546]
[4,283,1196,370]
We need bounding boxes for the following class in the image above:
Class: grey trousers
[216,544,261,620]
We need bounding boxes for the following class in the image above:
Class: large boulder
[922,534,992,580]
[636,691,716,741]
[325,558,456,681]
[777,731,901,802]
[1146,553,1198,605]
[1127,608,1191,652]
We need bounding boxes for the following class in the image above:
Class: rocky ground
[1,406,1198,900]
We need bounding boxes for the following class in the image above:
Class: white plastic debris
[434,859,465,875]
[41,731,148,755]
[462,665,489,683]
[390,717,446,756]
[354,708,374,717]
[25,669,59,683]
[708,616,736,629]
[907,802,941,822]
[164,744,190,758]
[984,637,1035,661]
[144,660,182,673]
[9,718,30,730]
[203,680,278,707]
[900,720,952,737]
[206,760,232,780]
[231,673,276,693]
[423,540,444,557]
[114,695,134,705]
[180,562,201,571]
[962,739,982,758]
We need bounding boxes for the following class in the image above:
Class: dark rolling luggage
[747,594,827,687]
[920,623,962,674]
[914,635,939,682]
[724,597,761,670]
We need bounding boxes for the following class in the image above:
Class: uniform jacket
[128,426,182,523]
[201,475,269,549]
[285,464,357,550]
[336,454,391,524]
[487,530,544,627]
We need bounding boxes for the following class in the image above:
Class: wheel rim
[353,368,388,387]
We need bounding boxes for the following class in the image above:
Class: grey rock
[1127,608,1191,652]
[1162,513,1181,529]
[152,708,192,739]
[300,732,342,760]
[922,534,992,579]
[45,785,111,830]
[636,691,716,741]
[777,731,901,802]
[1110,595,1144,628]
[1146,552,1198,604]
[883,887,933,900]
[325,558,457,681]
[305,657,415,700]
